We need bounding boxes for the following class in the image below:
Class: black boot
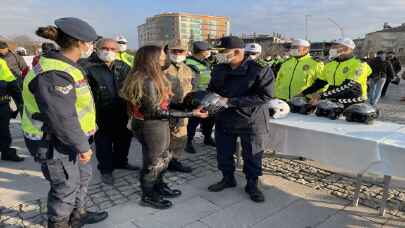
[140,176,173,210]
[48,219,70,228]
[167,159,192,173]
[208,175,237,192]
[245,178,265,203]
[203,137,216,147]
[77,208,108,225]
[70,209,82,228]
[185,141,197,154]
[155,173,182,198]
[1,148,24,162]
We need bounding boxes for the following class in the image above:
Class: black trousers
[187,116,215,142]
[95,124,132,174]
[133,119,171,192]
[0,104,11,152]
[215,127,267,180]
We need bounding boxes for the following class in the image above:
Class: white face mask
[97,50,116,62]
[80,42,93,59]
[329,48,340,59]
[289,49,301,57]
[169,53,186,63]
[118,44,128,52]
[216,52,234,64]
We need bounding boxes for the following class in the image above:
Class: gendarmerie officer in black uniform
[22,17,108,228]
[207,36,274,202]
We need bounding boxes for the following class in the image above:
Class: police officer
[0,41,29,87]
[0,58,24,162]
[275,39,324,101]
[207,36,274,202]
[115,35,135,67]
[82,38,138,185]
[164,40,194,173]
[22,17,108,227]
[302,38,372,106]
[185,41,216,154]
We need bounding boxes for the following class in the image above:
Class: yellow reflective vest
[21,57,96,140]
[116,52,134,67]
[275,54,324,101]
[319,57,372,99]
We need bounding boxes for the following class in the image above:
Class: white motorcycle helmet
[268,99,290,119]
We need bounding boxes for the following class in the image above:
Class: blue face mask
[378,55,386,61]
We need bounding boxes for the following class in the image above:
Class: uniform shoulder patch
[302,64,310,71]
[55,84,74,95]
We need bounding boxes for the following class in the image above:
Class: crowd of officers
[0,16,401,227]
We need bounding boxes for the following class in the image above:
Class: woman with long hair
[120,45,208,209]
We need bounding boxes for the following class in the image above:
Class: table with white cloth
[268,113,405,216]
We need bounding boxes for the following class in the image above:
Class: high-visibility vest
[319,57,372,99]
[0,58,16,100]
[116,52,134,67]
[275,54,324,101]
[185,57,211,90]
[21,57,96,140]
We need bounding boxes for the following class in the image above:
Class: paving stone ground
[2,80,405,227]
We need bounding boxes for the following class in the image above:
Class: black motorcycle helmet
[290,97,316,115]
[182,91,208,111]
[315,100,345,120]
[343,103,379,124]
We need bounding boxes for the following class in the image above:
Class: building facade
[138,13,230,47]
[360,23,405,62]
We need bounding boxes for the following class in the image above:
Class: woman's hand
[192,106,209,119]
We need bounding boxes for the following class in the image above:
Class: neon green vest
[117,52,134,67]
[21,57,96,140]
[319,57,372,99]
[185,57,211,90]
[275,55,324,101]
[0,58,16,82]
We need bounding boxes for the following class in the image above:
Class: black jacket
[208,59,274,134]
[138,79,193,120]
[367,57,395,80]
[389,57,402,74]
[81,55,130,129]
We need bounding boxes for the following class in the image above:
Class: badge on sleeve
[342,67,349,74]
[55,84,73,95]
[355,67,363,78]
[303,64,310,71]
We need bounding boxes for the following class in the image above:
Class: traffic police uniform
[185,41,216,154]
[115,36,135,67]
[0,58,24,161]
[275,54,324,101]
[302,38,372,105]
[207,36,274,202]
[22,17,107,227]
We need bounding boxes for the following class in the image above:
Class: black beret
[55,17,98,42]
[217,36,244,49]
[193,41,210,52]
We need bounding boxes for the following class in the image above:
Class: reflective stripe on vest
[21,57,96,140]
[320,58,372,99]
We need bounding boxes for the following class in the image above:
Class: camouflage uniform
[165,62,193,159]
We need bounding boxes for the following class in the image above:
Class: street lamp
[305,14,312,40]
[328,17,345,37]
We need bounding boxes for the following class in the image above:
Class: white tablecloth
[268,114,405,177]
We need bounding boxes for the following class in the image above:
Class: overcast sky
[1,0,405,48]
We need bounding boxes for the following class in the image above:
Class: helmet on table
[290,97,316,115]
[343,103,379,124]
[268,99,290,119]
[315,100,345,120]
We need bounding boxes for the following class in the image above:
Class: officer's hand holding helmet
[267,99,290,119]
